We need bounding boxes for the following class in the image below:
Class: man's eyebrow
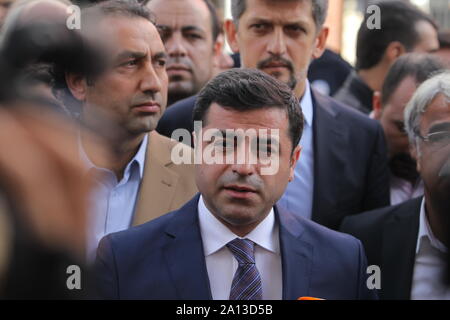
[181,25,206,34]
[153,51,168,60]
[247,17,308,26]
[428,122,450,134]
[115,50,147,61]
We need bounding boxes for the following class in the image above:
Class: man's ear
[384,41,406,65]
[289,145,301,182]
[213,34,224,67]
[312,26,329,59]
[65,73,88,102]
[372,91,383,120]
[224,19,240,53]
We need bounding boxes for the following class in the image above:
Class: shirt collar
[416,197,447,254]
[300,80,313,127]
[78,133,148,180]
[198,195,279,256]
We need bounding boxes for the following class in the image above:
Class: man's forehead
[421,94,450,130]
[242,0,314,24]
[204,103,289,130]
[87,16,164,54]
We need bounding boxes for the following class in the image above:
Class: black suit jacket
[157,90,390,230]
[340,197,422,300]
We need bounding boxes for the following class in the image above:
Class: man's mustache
[257,55,294,72]
[219,171,264,193]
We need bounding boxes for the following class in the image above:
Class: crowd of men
[0,0,449,300]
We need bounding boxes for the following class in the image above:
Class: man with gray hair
[154,0,391,230]
[371,54,445,205]
[341,71,450,299]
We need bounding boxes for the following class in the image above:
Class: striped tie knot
[226,238,256,265]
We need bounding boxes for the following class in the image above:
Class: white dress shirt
[277,80,314,219]
[411,198,450,300]
[198,195,282,300]
[80,134,148,263]
[390,175,424,205]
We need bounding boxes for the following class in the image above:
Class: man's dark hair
[356,0,438,70]
[193,68,304,152]
[82,0,154,24]
[203,0,221,42]
[381,53,445,106]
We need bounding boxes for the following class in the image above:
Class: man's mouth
[167,64,191,74]
[223,184,258,199]
[132,102,160,113]
[262,62,289,69]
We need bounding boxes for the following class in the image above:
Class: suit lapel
[381,197,421,299]
[311,91,347,226]
[132,131,180,226]
[276,206,313,300]
[163,195,212,299]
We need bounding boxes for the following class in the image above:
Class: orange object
[298,297,324,300]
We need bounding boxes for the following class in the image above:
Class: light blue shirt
[80,134,148,262]
[277,81,314,220]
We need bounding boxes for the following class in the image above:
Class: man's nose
[166,32,187,58]
[267,28,287,56]
[139,63,163,94]
[230,141,257,176]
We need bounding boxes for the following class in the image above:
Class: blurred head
[356,0,439,73]
[66,0,168,140]
[405,71,450,205]
[192,68,303,236]
[225,0,329,98]
[435,30,450,68]
[147,0,220,105]
[373,54,444,182]
[0,0,70,39]
[212,32,234,77]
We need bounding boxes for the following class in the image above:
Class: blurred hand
[0,104,93,259]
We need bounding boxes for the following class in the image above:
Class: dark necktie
[226,238,263,300]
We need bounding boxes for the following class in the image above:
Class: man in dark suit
[341,72,450,300]
[334,0,439,115]
[95,69,377,300]
[157,0,390,230]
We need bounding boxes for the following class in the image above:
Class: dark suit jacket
[157,90,390,230]
[340,197,422,300]
[95,194,377,300]
[333,71,373,115]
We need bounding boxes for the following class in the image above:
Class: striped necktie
[226,238,263,300]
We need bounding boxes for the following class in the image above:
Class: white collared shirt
[278,80,314,219]
[80,134,148,263]
[390,175,424,206]
[198,195,282,300]
[411,198,450,300]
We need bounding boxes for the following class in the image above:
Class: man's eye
[122,60,138,67]
[185,33,202,40]
[156,59,166,67]
[251,23,269,31]
[394,121,406,133]
[287,25,304,32]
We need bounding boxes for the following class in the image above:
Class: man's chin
[261,71,296,90]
